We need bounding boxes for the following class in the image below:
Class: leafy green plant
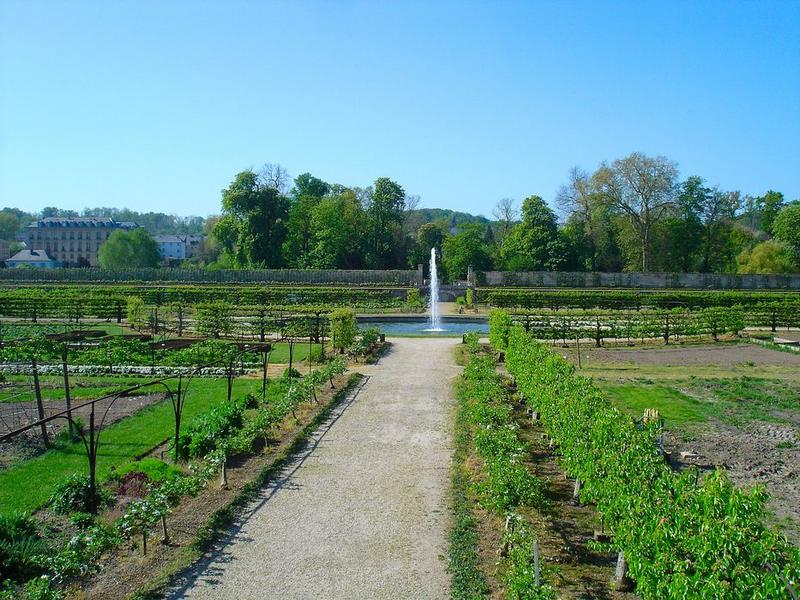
[49,475,112,515]
[0,513,48,582]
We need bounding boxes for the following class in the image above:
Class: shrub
[282,367,302,379]
[113,458,183,484]
[406,288,423,310]
[329,308,357,353]
[49,475,112,515]
[176,397,247,459]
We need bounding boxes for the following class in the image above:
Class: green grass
[0,375,161,404]
[0,377,270,514]
[267,342,321,364]
[600,383,711,425]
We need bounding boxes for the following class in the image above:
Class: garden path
[169,337,459,600]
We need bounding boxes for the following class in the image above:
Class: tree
[492,198,518,241]
[500,196,566,271]
[594,152,678,271]
[737,240,796,274]
[308,190,366,268]
[772,202,800,265]
[408,222,448,273]
[756,190,785,234]
[214,170,289,267]
[442,223,492,281]
[329,308,357,353]
[0,211,19,240]
[283,173,330,267]
[98,228,160,269]
[195,302,235,338]
[364,177,406,268]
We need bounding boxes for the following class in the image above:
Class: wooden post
[575,334,581,369]
[61,346,74,439]
[615,550,631,590]
[573,477,581,503]
[161,515,169,544]
[31,358,49,447]
[533,539,541,586]
[220,457,228,489]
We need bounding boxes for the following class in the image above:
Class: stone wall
[478,270,800,290]
[0,267,423,286]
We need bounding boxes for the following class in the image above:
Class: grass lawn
[0,375,159,403]
[0,376,269,514]
[600,383,710,425]
[267,341,321,364]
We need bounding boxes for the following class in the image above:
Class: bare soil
[667,420,800,543]
[582,342,800,367]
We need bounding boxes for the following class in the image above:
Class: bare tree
[557,166,600,269]
[259,163,290,193]
[492,197,518,238]
[594,152,678,271]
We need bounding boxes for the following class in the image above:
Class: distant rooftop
[7,249,57,263]
[28,217,138,229]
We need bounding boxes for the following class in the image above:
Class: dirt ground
[573,342,800,543]
[582,342,800,368]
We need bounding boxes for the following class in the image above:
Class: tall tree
[308,190,366,268]
[214,170,289,267]
[756,190,785,234]
[594,152,678,271]
[364,177,406,268]
[97,229,160,269]
[283,173,330,267]
[772,202,800,266]
[500,196,566,271]
[492,197,518,242]
[442,223,492,281]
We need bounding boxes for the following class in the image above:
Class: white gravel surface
[168,337,459,600]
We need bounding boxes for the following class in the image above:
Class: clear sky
[1,0,798,218]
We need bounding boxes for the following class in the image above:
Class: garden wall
[477,270,800,290]
[0,266,424,286]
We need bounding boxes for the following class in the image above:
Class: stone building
[26,217,137,267]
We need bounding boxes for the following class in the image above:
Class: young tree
[756,190,785,234]
[492,197,518,242]
[98,228,160,269]
[593,152,678,271]
[214,170,290,267]
[329,308,357,353]
[195,302,235,339]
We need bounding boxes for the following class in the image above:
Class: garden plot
[570,342,800,542]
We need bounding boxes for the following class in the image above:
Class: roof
[154,235,185,243]
[27,217,138,229]
[7,249,57,263]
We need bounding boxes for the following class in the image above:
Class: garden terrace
[497,322,800,597]
[480,287,800,311]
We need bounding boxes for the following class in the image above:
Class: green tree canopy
[737,240,796,274]
[442,223,492,281]
[97,228,160,269]
[771,202,800,265]
[500,196,566,271]
[214,170,289,267]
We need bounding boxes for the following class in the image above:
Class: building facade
[26,217,137,267]
[154,234,203,262]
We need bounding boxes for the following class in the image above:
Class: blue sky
[1,1,798,218]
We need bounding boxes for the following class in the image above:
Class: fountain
[427,247,443,331]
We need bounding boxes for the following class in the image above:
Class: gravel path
[169,337,459,600]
